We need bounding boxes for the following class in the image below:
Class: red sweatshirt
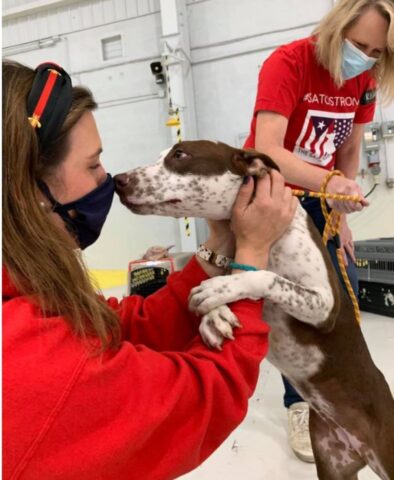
[3,257,269,480]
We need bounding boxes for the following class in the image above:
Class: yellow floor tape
[89,270,127,290]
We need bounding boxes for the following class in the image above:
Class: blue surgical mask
[341,39,377,80]
[39,174,115,249]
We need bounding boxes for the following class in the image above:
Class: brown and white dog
[115,140,394,480]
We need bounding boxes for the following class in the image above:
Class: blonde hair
[313,0,394,101]
[2,60,121,352]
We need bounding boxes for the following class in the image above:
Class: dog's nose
[114,173,130,190]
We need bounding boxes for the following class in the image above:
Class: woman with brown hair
[2,59,297,480]
[244,0,394,464]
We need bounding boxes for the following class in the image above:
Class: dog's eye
[174,149,186,159]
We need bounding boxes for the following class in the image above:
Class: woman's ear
[231,149,280,176]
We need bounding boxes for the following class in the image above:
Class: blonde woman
[244,0,394,463]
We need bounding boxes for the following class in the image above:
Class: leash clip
[332,233,341,249]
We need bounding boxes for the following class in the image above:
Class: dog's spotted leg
[189,271,335,330]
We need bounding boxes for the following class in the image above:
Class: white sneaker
[287,402,315,463]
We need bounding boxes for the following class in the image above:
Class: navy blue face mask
[39,174,115,249]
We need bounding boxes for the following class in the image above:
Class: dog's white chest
[262,206,328,380]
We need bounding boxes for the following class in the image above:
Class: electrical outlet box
[382,122,394,139]
[363,122,380,151]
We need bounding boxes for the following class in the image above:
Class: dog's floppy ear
[231,149,280,177]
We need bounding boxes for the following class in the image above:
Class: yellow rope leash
[291,190,360,203]
[292,171,361,325]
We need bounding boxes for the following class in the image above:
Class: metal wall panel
[3,0,160,47]
[3,0,38,9]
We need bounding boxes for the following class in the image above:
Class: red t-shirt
[3,258,268,480]
[244,37,376,171]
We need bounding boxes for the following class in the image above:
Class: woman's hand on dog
[231,170,298,270]
[196,170,297,275]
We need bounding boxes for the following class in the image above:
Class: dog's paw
[189,276,245,316]
[199,305,242,350]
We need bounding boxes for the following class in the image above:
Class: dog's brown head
[163,141,279,177]
[115,140,280,220]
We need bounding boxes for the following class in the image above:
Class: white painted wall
[3,0,393,270]
[3,0,176,269]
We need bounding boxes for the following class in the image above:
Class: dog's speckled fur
[115,140,394,480]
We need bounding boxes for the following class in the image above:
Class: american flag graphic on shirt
[293,110,355,167]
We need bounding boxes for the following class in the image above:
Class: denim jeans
[282,197,359,408]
